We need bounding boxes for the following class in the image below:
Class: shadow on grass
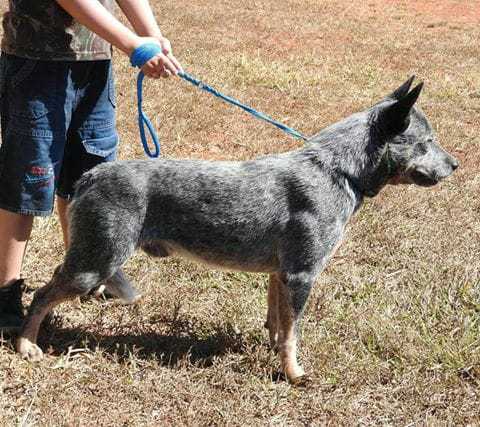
[37,314,255,368]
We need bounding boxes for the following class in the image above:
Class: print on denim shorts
[25,165,55,188]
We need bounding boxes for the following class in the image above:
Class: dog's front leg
[276,272,314,385]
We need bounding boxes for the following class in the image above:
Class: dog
[17,77,458,385]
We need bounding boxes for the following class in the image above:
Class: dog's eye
[415,142,428,155]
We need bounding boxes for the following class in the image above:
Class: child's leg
[0,54,68,332]
[0,209,33,286]
[0,209,33,332]
[56,196,70,248]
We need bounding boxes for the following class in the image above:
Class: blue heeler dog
[17,77,458,385]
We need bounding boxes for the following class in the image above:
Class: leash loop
[136,71,160,158]
[131,43,164,158]
[130,43,307,158]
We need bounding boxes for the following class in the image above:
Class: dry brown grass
[1,0,480,425]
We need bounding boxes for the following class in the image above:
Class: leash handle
[131,43,163,67]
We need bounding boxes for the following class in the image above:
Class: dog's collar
[384,143,397,178]
[363,143,396,198]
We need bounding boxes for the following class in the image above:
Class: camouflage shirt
[2,0,116,60]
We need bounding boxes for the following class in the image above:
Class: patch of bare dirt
[384,0,480,24]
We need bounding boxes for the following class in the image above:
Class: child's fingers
[167,52,183,73]
[140,58,163,78]
[141,61,161,79]
[160,38,172,56]
[158,54,179,75]
[140,63,155,78]
[148,54,178,76]
[140,53,181,79]
[137,36,183,75]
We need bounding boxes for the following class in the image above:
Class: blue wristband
[130,43,163,68]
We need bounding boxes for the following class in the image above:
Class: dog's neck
[355,143,396,197]
[305,113,397,198]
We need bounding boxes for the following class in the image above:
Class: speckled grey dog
[17,77,458,384]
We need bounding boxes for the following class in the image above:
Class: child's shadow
[38,313,252,367]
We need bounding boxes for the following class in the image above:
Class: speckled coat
[16,78,459,383]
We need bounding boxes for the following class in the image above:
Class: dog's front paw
[16,337,44,362]
[289,374,313,388]
[284,365,306,384]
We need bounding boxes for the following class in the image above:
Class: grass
[1,0,480,424]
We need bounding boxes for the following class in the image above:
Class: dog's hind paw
[16,337,44,362]
[90,283,143,306]
[272,371,313,388]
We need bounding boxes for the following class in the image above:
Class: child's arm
[56,0,181,78]
[115,0,162,39]
[116,0,183,75]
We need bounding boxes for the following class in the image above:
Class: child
[0,0,183,333]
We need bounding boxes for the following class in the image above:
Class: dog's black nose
[451,158,459,171]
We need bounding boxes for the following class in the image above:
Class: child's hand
[137,36,183,79]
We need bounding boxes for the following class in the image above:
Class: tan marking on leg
[16,270,79,361]
[266,273,280,349]
[277,277,305,382]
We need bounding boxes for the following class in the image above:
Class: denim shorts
[0,54,118,216]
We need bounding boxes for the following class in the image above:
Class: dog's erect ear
[376,82,423,135]
[388,76,416,100]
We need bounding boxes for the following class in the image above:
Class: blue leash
[131,43,307,158]
[136,71,160,158]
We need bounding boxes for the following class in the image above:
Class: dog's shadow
[38,313,255,368]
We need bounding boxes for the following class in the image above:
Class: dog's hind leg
[276,272,314,385]
[96,269,142,305]
[16,264,107,361]
[265,273,280,350]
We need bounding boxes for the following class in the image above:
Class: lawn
[1,0,479,425]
